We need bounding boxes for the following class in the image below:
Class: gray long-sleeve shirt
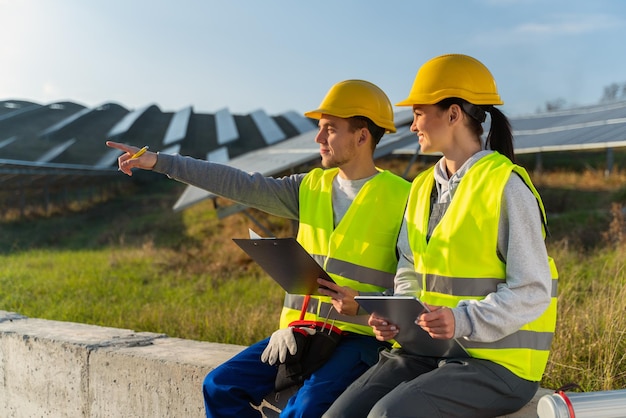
[153,152,378,229]
[394,151,553,343]
[153,153,304,220]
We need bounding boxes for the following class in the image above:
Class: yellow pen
[130,145,149,159]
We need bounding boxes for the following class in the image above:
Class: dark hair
[436,98,515,163]
[347,116,386,151]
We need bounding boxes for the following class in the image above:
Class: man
[106,79,410,418]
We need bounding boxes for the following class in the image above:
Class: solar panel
[249,109,286,145]
[38,107,91,138]
[514,102,626,152]
[36,138,77,163]
[0,103,43,122]
[162,106,192,145]
[0,136,17,149]
[207,147,229,163]
[215,108,239,145]
[280,111,317,133]
[107,104,154,139]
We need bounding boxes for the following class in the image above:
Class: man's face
[314,115,362,169]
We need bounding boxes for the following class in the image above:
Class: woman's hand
[417,304,455,339]
[368,313,399,342]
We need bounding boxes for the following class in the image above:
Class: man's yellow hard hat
[305,79,396,133]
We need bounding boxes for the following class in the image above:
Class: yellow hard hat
[395,54,503,107]
[305,79,396,133]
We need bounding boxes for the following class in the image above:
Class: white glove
[261,327,315,365]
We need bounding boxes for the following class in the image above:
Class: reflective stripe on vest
[309,254,397,289]
[279,167,410,335]
[407,152,558,381]
[423,274,558,299]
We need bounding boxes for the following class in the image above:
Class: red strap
[292,327,312,337]
[557,391,575,418]
[289,319,344,335]
[299,295,310,321]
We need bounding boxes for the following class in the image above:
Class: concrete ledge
[0,310,549,417]
[0,311,246,417]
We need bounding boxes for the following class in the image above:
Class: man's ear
[358,128,369,145]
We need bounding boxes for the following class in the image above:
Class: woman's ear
[448,104,462,124]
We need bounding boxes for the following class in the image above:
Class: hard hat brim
[304,109,397,134]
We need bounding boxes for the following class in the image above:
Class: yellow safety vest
[279,167,410,336]
[406,152,558,381]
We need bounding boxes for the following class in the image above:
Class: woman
[323,54,558,417]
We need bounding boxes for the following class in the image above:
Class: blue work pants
[203,333,387,418]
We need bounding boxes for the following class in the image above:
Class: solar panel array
[0,99,316,194]
[1,99,625,214]
[512,101,626,153]
[391,101,626,155]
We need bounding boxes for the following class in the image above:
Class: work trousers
[323,348,539,418]
[203,333,388,418]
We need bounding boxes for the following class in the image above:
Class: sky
[1,0,625,118]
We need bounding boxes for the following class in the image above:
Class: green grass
[1,154,626,392]
[0,247,282,344]
[543,242,626,391]
[0,180,287,346]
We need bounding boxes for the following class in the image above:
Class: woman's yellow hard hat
[396,54,503,107]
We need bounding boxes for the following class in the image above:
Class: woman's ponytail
[485,106,515,163]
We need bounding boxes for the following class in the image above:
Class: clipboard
[354,295,469,358]
[233,237,335,295]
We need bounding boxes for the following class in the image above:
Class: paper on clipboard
[354,295,470,358]
[232,229,335,295]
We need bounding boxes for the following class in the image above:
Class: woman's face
[410,104,449,154]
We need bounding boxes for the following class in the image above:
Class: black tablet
[355,295,469,358]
